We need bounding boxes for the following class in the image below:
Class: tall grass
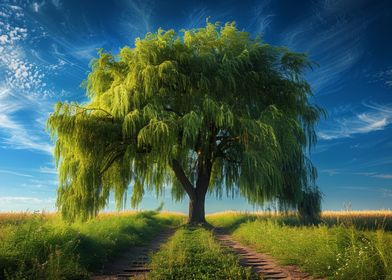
[148,226,257,280]
[208,211,392,280]
[0,212,57,227]
[321,211,392,230]
[0,211,184,280]
[208,210,392,230]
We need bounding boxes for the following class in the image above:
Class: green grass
[2,211,391,280]
[208,213,392,280]
[0,211,184,280]
[148,226,257,280]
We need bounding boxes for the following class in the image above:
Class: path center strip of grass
[148,226,258,280]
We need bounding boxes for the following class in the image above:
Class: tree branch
[216,136,240,152]
[164,106,184,117]
[74,105,114,118]
[100,149,124,175]
[170,159,195,199]
[100,140,152,175]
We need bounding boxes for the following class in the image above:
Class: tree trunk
[170,158,211,225]
[188,189,207,224]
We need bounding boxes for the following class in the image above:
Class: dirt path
[91,228,175,280]
[214,228,321,280]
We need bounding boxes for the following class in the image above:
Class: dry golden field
[1,210,391,230]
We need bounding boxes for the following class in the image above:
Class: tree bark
[188,186,207,224]
[189,154,212,224]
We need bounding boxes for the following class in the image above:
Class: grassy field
[148,226,256,279]
[208,210,392,230]
[0,211,184,280]
[208,211,392,280]
[1,210,391,280]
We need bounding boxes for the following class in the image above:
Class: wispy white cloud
[251,0,274,34]
[312,140,343,154]
[374,174,392,179]
[0,123,53,154]
[341,186,373,191]
[279,1,376,95]
[354,172,392,180]
[183,4,232,30]
[0,118,53,154]
[70,43,103,61]
[29,178,58,185]
[320,169,340,176]
[0,86,53,154]
[32,2,45,13]
[48,43,89,73]
[21,178,58,189]
[119,0,154,35]
[318,102,392,140]
[367,67,392,88]
[0,169,32,177]
[320,169,392,180]
[0,196,55,203]
[185,6,209,29]
[39,166,57,174]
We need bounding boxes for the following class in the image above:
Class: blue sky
[0,0,391,213]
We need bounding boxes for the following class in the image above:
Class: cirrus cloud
[318,102,392,140]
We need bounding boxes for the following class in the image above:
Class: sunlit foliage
[47,22,324,221]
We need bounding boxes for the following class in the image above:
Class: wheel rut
[214,228,321,280]
[91,228,175,280]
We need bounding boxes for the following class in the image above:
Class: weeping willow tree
[48,22,324,223]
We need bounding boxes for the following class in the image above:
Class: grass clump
[0,211,184,280]
[148,226,257,280]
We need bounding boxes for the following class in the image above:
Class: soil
[90,228,175,280]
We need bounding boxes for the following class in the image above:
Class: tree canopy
[48,22,324,222]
